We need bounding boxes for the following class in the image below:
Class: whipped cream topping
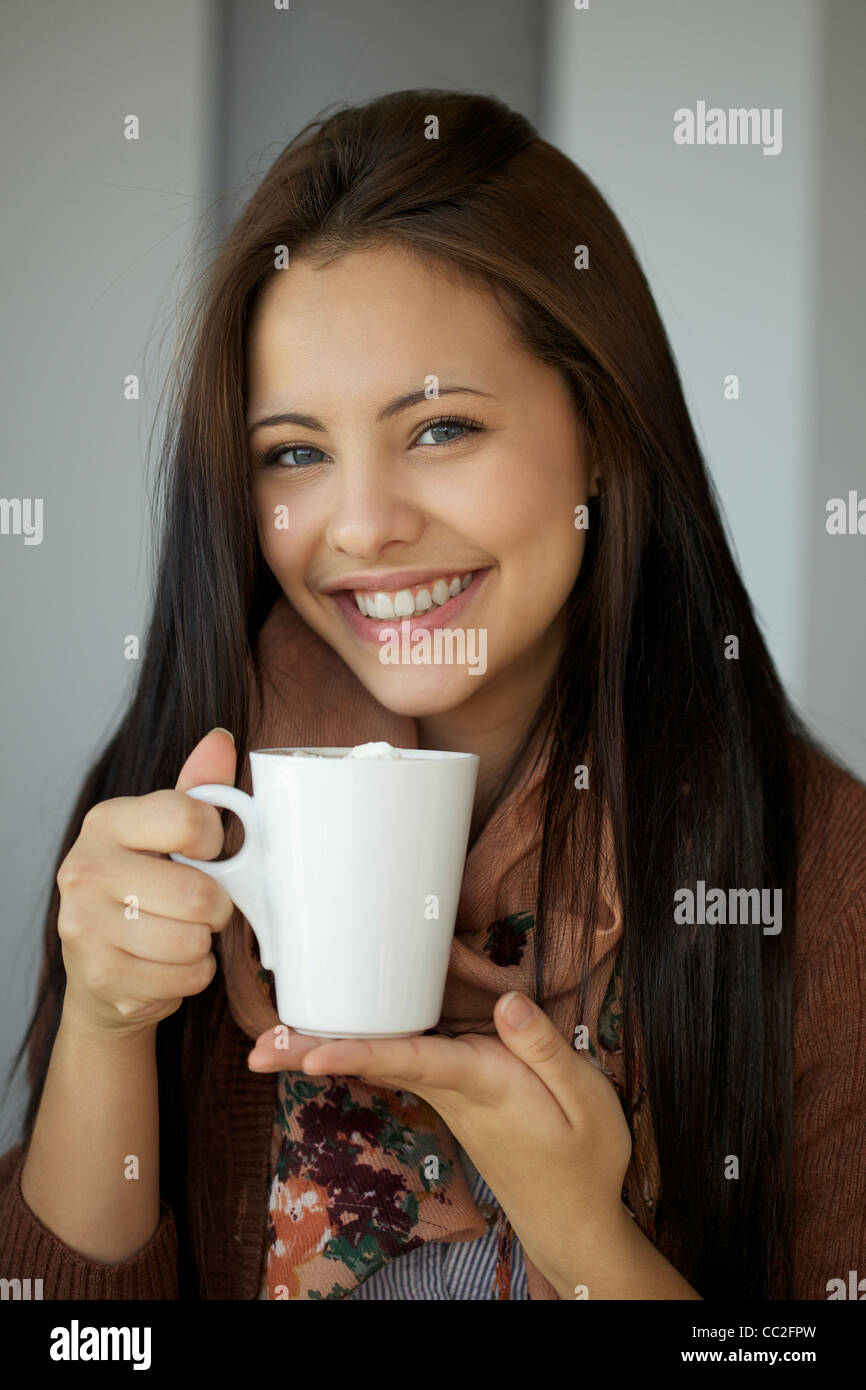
[345,741,403,760]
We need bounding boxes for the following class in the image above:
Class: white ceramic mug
[169,747,478,1038]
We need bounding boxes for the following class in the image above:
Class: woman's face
[246,243,592,719]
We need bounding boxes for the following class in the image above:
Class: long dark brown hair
[6,88,812,1298]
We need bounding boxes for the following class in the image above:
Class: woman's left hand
[247,990,635,1298]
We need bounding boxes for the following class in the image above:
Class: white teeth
[373,592,395,620]
[351,570,477,619]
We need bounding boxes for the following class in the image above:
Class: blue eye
[414,415,483,446]
[259,444,329,469]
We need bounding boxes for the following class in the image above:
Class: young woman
[2,88,864,1302]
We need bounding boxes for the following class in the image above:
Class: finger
[493,992,590,1124]
[111,912,217,965]
[82,943,217,1009]
[247,1025,339,1072]
[175,727,237,793]
[100,848,235,930]
[86,790,227,861]
[297,1031,501,1103]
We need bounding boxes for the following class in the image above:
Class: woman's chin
[356,666,486,720]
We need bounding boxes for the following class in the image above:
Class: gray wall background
[1,0,863,1144]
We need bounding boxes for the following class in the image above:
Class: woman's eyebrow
[247,385,495,435]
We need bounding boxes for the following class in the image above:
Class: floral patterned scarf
[217,594,660,1299]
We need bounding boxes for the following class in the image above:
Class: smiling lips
[351,572,475,620]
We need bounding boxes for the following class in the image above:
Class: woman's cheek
[255,492,306,579]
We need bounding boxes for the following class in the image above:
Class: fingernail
[210,727,235,743]
[501,992,533,1030]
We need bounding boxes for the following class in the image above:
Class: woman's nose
[325,464,425,558]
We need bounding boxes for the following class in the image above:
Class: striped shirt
[348,1147,529,1299]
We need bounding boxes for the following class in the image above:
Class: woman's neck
[415,610,565,844]
[417,709,533,845]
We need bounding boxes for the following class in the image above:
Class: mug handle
[169,785,275,969]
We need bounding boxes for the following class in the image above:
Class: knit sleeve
[0,1143,179,1299]
[791,754,866,1300]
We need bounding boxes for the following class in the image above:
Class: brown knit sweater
[1,739,864,1299]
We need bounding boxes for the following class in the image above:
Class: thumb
[494,991,583,1108]
[175,727,237,792]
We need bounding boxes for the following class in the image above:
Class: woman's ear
[588,474,601,498]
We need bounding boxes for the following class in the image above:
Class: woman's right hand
[55,728,238,1037]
